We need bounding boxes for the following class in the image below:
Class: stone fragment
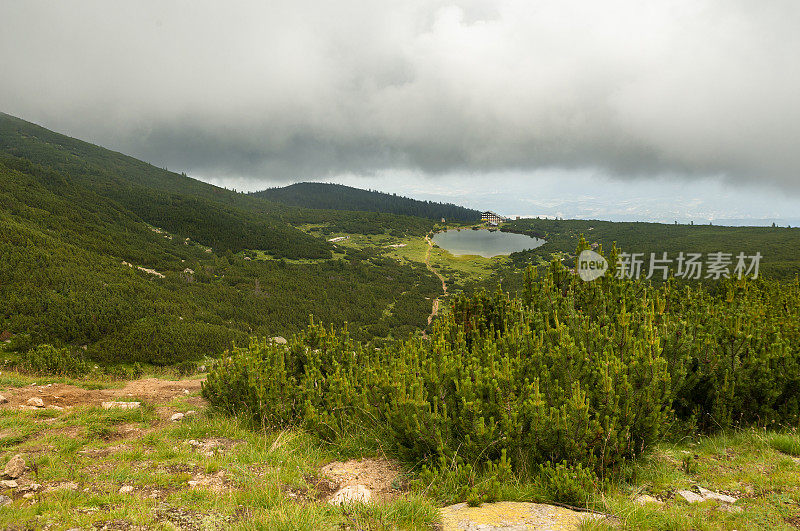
[26,397,44,408]
[3,455,25,479]
[0,480,18,489]
[0,394,8,404]
[697,486,737,503]
[677,490,705,503]
[118,485,134,494]
[170,412,185,421]
[0,494,10,506]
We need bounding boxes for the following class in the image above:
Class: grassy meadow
[4,368,800,529]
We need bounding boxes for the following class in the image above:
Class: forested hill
[0,113,442,364]
[252,182,481,223]
[0,112,331,259]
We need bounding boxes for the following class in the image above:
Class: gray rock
[697,486,737,503]
[20,483,41,493]
[677,490,705,503]
[0,479,18,489]
[0,494,10,506]
[3,455,25,479]
[170,412,185,421]
[119,485,134,494]
[270,336,288,345]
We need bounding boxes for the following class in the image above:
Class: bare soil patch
[319,457,405,503]
[0,378,204,410]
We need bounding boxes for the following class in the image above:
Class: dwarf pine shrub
[203,246,800,482]
[20,344,88,376]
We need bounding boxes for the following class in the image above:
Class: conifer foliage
[204,244,800,480]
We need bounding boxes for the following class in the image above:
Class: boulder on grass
[3,455,25,479]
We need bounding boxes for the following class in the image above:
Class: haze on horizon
[2,0,799,224]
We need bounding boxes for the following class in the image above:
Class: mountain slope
[0,113,332,259]
[0,114,442,364]
[253,182,481,222]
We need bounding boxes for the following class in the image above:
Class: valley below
[2,113,800,530]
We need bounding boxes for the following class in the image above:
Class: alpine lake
[432,228,545,258]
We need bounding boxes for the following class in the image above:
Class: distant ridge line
[252,181,481,223]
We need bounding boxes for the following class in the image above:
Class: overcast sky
[2,1,799,223]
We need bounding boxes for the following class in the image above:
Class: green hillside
[0,114,442,364]
[253,181,481,222]
[0,113,332,259]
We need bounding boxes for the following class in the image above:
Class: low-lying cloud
[1,0,799,190]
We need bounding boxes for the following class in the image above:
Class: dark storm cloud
[1,0,799,190]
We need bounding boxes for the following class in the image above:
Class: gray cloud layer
[1,0,799,190]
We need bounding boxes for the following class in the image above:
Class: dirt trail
[424,233,448,325]
[0,377,205,410]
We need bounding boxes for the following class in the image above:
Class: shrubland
[204,241,800,504]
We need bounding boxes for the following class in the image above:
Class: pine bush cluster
[203,242,800,484]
